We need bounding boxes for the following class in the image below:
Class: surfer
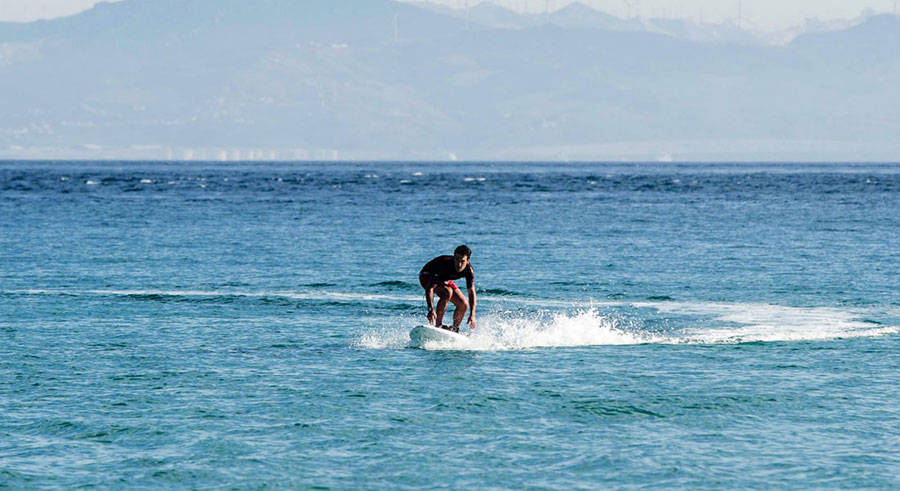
[419,245,476,332]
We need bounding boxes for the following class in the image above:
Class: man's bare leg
[434,285,451,327]
[450,287,469,331]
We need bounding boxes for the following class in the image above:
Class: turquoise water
[2,161,900,488]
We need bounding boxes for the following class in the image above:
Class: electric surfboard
[409,325,469,348]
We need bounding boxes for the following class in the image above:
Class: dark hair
[454,245,472,258]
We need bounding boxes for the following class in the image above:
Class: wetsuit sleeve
[465,265,475,289]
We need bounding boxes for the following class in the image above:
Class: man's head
[453,245,472,272]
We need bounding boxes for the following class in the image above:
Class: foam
[360,302,898,351]
[355,325,412,349]
[6,289,896,348]
[468,309,650,350]
[640,301,898,344]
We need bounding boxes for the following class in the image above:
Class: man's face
[453,253,469,272]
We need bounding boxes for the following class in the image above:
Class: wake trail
[5,288,896,348]
[358,304,899,350]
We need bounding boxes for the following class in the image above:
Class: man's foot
[439,324,460,333]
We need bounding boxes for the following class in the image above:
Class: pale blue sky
[0,0,896,29]
[419,0,898,29]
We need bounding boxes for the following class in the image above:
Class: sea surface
[2,161,899,489]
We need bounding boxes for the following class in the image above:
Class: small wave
[115,292,241,304]
[570,399,663,418]
[479,288,522,296]
[548,280,583,286]
[370,280,412,288]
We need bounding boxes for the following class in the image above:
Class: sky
[0,0,897,29]
[419,0,900,30]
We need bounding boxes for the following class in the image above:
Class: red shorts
[419,273,460,291]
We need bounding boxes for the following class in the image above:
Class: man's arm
[467,286,477,329]
[425,284,436,326]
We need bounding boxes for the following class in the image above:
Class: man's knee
[436,286,452,300]
[456,296,468,312]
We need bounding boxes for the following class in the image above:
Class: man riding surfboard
[419,245,476,333]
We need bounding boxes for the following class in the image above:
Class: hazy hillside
[414,2,636,32]
[412,2,767,45]
[0,0,897,161]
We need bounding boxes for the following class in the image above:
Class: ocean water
[2,161,899,488]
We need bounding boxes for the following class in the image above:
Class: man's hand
[467,316,476,330]
[427,310,436,326]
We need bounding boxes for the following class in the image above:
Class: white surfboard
[409,325,469,348]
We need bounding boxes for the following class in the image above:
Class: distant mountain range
[413,1,764,45]
[411,1,890,46]
[0,0,898,161]
[417,2,635,32]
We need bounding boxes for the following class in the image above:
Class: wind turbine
[462,0,470,30]
[393,13,399,42]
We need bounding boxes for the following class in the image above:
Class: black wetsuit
[420,256,475,289]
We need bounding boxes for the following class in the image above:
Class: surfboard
[409,325,469,347]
